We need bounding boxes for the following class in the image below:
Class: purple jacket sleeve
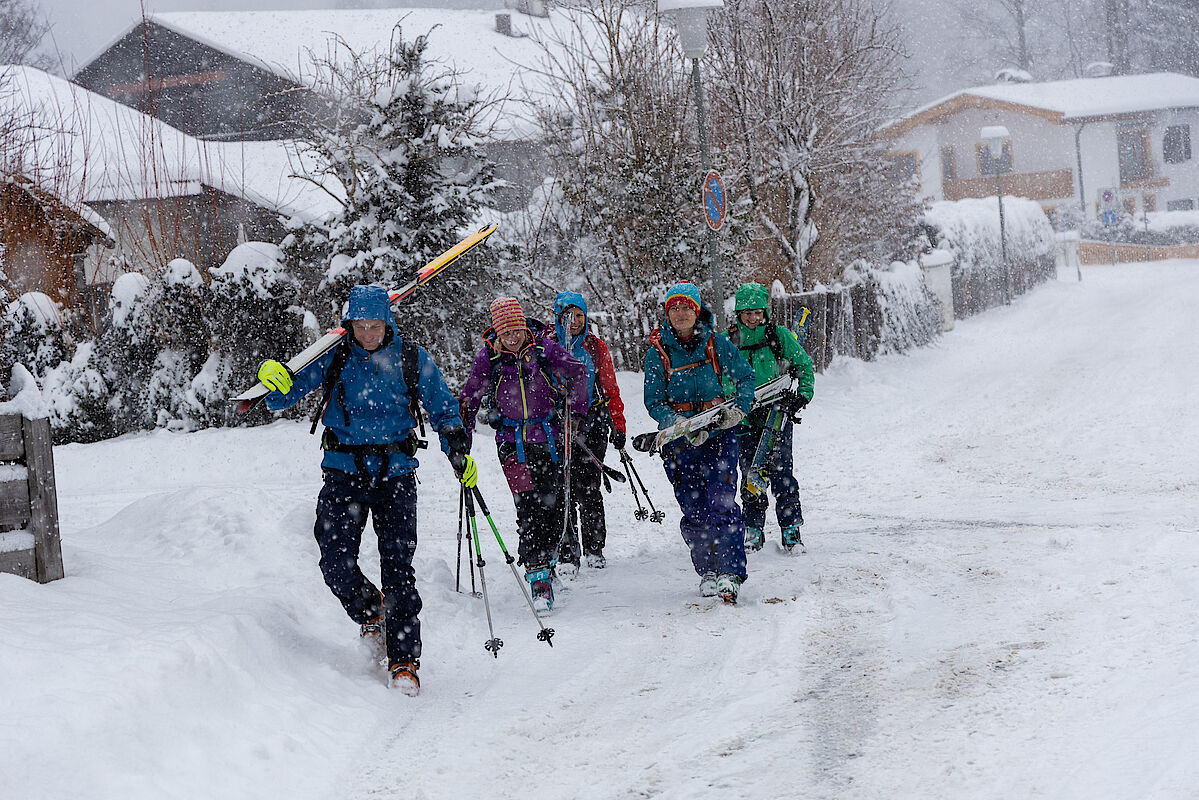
[457,347,493,449]
[544,338,589,417]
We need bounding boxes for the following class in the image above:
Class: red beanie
[490,296,527,335]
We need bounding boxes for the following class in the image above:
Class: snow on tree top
[164,259,202,289]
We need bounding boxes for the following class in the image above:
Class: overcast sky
[41,0,505,74]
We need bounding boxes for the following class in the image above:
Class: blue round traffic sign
[703,170,726,231]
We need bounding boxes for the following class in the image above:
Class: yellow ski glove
[257,360,294,394]
[452,454,478,488]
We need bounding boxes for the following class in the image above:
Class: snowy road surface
[2,260,1197,799]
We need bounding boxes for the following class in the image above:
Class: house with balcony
[879,73,1199,222]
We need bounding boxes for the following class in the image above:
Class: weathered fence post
[0,414,65,583]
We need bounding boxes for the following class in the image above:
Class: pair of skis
[631,374,794,455]
[230,222,499,412]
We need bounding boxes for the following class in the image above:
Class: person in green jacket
[725,282,815,552]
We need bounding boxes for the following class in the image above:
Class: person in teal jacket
[726,282,815,553]
[643,282,756,602]
[256,285,475,696]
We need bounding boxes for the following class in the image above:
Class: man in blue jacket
[257,285,476,696]
[643,282,756,603]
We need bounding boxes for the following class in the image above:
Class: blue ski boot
[745,526,765,552]
[781,525,805,553]
[525,564,554,613]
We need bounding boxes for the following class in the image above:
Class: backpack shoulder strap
[766,325,784,362]
[706,334,722,385]
[309,336,353,435]
[401,338,427,437]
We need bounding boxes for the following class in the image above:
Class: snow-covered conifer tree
[145,258,212,430]
[285,25,498,373]
[202,242,305,427]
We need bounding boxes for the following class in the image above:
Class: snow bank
[0,365,49,420]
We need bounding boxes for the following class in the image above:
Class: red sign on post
[702,170,726,231]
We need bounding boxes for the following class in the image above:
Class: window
[1144,194,1157,213]
[888,152,919,185]
[1167,198,1195,211]
[941,147,957,181]
[1163,125,1192,164]
[1118,129,1154,184]
[1122,196,1137,215]
[976,141,1012,175]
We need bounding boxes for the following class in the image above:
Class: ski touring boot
[585,552,607,570]
[715,574,742,604]
[744,526,765,552]
[389,660,420,696]
[525,564,555,613]
[781,525,806,554]
[360,614,386,667]
[699,573,719,597]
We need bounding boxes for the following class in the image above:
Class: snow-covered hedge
[923,197,1055,317]
[1079,208,1199,246]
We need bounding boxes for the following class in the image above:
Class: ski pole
[559,415,573,551]
[456,484,464,593]
[573,437,626,493]
[462,485,503,657]
[620,448,665,524]
[470,485,555,647]
[619,447,648,520]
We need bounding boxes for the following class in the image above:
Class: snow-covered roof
[0,66,341,222]
[884,72,1199,134]
[147,8,567,141]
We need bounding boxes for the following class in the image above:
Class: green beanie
[734,283,770,317]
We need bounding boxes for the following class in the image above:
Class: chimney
[495,13,512,36]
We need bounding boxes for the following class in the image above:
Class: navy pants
[662,430,747,581]
[313,468,421,664]
[497,441,565,568]
[560,415,609,565]
[738,422,803,531]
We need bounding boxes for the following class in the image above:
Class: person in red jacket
[548,290,627,574]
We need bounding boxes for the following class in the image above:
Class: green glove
[257,360,294,395]
[452,454,478,488]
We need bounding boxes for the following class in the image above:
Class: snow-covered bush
[40,341,113,443]
[842,259,942,358]
[145,259,212,430]
[204,242,306,427]
[923,197,1055,317]
[1079,208,1199,246]
[2,292,71,382]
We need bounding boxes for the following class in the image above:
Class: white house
[880,73,1199,223]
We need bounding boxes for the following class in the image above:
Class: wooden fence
[594,277,938,375]
[0,414,65,583]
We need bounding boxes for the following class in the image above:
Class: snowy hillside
[2,260,1197,799]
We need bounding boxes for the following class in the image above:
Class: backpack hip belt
[321,429,425,484]
[500,414,559,464]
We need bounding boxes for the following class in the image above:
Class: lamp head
[981,125,1010,157]
[659,0,724,59]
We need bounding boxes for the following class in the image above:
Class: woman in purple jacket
[459,297,588,612]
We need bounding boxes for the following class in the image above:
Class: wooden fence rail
[0,414,65,583]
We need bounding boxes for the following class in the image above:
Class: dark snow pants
[662,430,747,581]
[497,441,566,568]
[560,415,610,565]
[313,468,421,664]
[738,422,803,531]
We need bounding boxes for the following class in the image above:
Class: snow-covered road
[2,260,1196,799]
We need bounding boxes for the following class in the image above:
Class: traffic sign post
[703,169,726,231]
[1099,187,1119,267]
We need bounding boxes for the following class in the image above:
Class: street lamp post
[660,0,726,330]
[981,125,1012,305]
